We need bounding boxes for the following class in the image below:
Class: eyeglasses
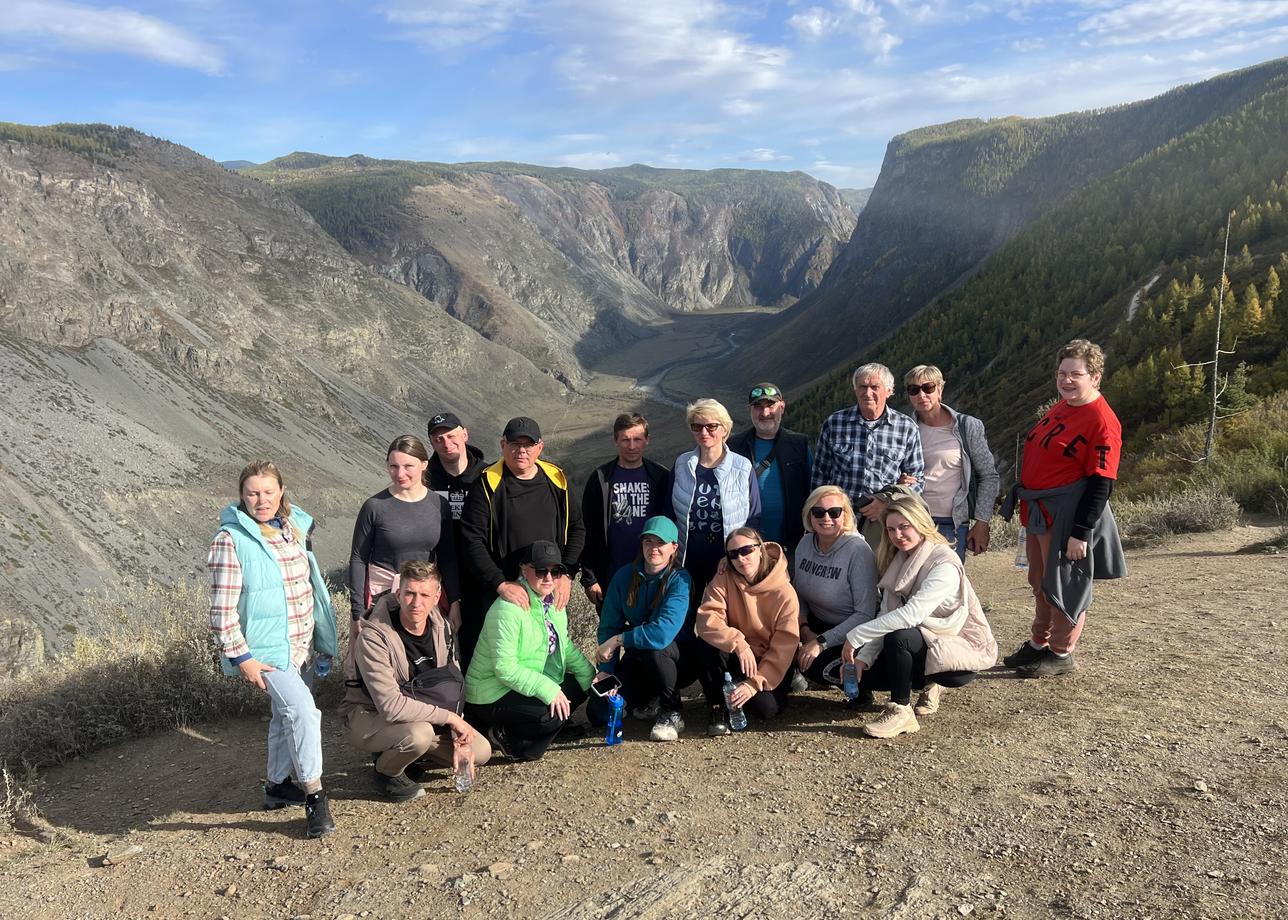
[531,566,566,578]
[1056,371,1089,380]
[906,383,938,395]
[809,506,844,520]
[725,543,761,561]
[749,386,781,401]
[690,422,722,433]
[504,441,539,453]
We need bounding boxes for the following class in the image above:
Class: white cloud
[809,158,879,186]
[1079,0,1288,47]
[723,97,762,116]
[0,0,224,74]
[1012,36,1046,51]
[382,0,527,50]
[738,147,791,161]
[790,0,903,60]
[789,6,843,38]
[554,150,623,168]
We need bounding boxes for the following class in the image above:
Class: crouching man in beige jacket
[344,560,491,802]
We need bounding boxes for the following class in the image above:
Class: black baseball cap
[428,412,463,434]
[523,540,562,568]
[502,416,542,442]
[748,383,785,404]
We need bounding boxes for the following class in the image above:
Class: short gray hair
[852,363,894,392]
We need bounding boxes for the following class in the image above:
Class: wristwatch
[816,635,828,650]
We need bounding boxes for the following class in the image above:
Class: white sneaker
[913,683,942,716]
[862,702,920,739]
[649,711,685,742]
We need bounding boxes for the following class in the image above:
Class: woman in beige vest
[841,494,997,738]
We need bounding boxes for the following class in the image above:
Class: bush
[1113,484,1240,546]
[0,763,37,832]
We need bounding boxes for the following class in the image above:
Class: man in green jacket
[464,541,595,761]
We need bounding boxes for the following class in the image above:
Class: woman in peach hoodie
[696,527,800,735]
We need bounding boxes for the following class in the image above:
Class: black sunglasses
[690,422,722,433]
[531,566,566,578]
[906,383,938,395]
[725,543,761,562]
[809,506,844,520]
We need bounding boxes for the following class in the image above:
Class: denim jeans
[933,517,968,562]
[262,666,323,785]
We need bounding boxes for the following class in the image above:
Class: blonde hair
[903,365,944,388]
[875,494,947,575]
[801,485,858,535]
[237,459,292,520]
[685,398,733,441]
[1056,339,1105,378]
[399,560,441,584]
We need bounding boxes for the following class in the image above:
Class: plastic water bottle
[1014,526,1028,569]
[313,655,331,679]
[841,662,860,700]
[722,672,748,732]
[453,746,473,793]
[604,694,625,746]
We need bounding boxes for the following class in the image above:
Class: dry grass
[0,763,38,832]
[1114,484,1241,546]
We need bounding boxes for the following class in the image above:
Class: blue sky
[3,1,1288,187]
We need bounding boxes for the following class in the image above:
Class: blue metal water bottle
[605,694,625,746]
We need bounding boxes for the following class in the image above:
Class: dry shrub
[1114,484,1240,546]
[1,763,38,832]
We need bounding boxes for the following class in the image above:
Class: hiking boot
[1017,650,1078,678]
[913,683,942,716]
[404,761,432,783]
[263,777,307,810]
[862,702,921,739]
[707,705,731,737]
[304,790,336,838]
[1003,641,1047,669]
[373,768,425,803]
[649,711,685,742]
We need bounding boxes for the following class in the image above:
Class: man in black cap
[458,417,585,668]
[728,383,812,554]
[427,411,488,551]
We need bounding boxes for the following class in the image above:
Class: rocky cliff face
[721,60,1288,389]
[0,127,564,674]
[250,159,855,381]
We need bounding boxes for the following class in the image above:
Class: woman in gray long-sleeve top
[793,485,879,697]
[903,365,999,561]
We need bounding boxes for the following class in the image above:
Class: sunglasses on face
[906,383,938,395]
[531,566,566,578]
[809,506,844,520]
[725,543,761,562]
[749,386,781,401]
[690,422,721,433]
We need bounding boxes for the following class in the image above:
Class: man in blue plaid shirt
[812,363,924,546]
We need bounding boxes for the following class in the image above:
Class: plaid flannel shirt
[811,405,925,504]
[208,521,315,669]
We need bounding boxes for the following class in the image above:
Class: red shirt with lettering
[1020,396,1121,525]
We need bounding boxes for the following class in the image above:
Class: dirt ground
[3,526,1286,920]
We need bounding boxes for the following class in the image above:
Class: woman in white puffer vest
[841,493,997,739]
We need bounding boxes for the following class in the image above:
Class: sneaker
[1016,649,1078,678]
[632,701,660,721]
[913,683,942,716]
[263,777,307,810]
[372,768,425,803]
[844,688,877,710]
[707,705,731,737]
[862,702,921,739]
[790,671,810,693]
[1003,641,1047,669]
[487,725,513,760]
[404,761,432,783]
[304,790,336,838]
[649,711,685,742]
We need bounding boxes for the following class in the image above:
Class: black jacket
[427,442,488,513]
[579,457,672,588]
[728,426,811,551]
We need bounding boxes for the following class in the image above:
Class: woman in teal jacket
[464,541,595,761]
[590,517,692,742]
[208,460,338,839]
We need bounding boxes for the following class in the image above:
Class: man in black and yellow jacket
[458,416,585,667]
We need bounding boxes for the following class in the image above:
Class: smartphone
[591,674,622,697]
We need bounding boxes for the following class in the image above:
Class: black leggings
[801,612,847,687]
[697,641,793,721]
[860,627,976,705]
[465,674,587,762]
[585,642,703,724]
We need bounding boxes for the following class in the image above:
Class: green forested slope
[793,77,1288,502]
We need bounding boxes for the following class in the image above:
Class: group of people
[207,339,1125,839]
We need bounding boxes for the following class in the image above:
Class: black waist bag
[402,663,465,715]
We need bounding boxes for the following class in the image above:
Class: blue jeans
[934,518,968,562]
[262,666,323,785]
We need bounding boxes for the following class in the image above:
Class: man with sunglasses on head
[465,541,595,761]
[813,363,925,549]
[459,417,586,669]
[729,383,812,561]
